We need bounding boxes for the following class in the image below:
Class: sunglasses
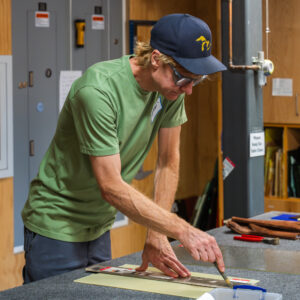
[169,64,207,87]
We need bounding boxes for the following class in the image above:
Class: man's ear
[151,50,161,69]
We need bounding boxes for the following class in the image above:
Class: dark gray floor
[0,211,299,299]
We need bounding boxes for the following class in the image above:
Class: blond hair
[134,41,177,68]
[134,41,210,83]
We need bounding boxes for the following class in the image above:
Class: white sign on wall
[35,11,50,28]
[92,14,105,30]
[59,71,82,111]
[223,157,235,180]
[250,131,265,158]
[272,78,293,96]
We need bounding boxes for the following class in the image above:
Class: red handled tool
[234,234,280,245]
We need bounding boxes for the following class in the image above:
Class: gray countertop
[1,211,299,299]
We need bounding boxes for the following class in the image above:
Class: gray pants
[23,227,111,283]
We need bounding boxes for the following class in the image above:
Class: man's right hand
[180,225,225,272]
[136,231,190,278]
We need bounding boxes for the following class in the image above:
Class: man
[22,13,227,283]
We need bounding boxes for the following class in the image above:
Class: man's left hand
[136,231,190,278]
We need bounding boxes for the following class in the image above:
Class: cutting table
[0,211,299,300]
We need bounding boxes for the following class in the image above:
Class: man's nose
[180,81,194,95]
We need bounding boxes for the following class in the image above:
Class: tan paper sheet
[74,264,259,299]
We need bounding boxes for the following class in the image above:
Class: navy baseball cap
[150,14,227,75]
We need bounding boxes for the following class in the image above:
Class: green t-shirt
[22,55,187,242]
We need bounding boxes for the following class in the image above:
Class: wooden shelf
[265,197,300,213]
[265,196,300,202]
[264,196,285,201]
[264,124,300,213]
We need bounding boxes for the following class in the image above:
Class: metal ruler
[86,265,242,288]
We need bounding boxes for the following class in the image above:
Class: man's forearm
[147,126,181,241]
[153,158,179,210]
[100,178,187,241]
[153,126,181,210]
[146,153,180,241]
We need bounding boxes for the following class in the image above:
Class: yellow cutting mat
[74,264,259,299]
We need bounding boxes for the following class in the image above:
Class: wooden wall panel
[111,222,147,259]
[263,0,300,124]
[0,178,13,260]
[129,0,196,20]
[0,253,24,291]
[196,1,223,224]
[0,178,24,291]
[0,0,12,54]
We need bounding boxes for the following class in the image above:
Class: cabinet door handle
[296,93,299,116]
[29,140,34,156]
[29,71,34,87]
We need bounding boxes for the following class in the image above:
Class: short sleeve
[70,86,120,156]
[160,95,188,128]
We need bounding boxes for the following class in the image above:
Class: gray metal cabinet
[12,0,124,248]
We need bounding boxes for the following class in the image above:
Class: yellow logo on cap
[196,36,211,52]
